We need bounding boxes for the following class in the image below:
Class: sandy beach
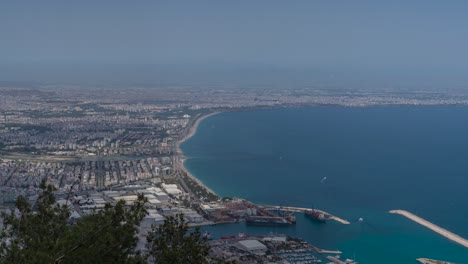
[175,112,221,197]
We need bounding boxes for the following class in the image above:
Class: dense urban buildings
[3,85,468,204]
[1,85,466,263]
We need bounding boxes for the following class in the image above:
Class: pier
[390,210,468,248]
[416,258,454,264]
[326,256,347,264]
[260,205,350,224]
[310,245,342,254]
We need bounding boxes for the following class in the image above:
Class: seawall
[390,210,468,248]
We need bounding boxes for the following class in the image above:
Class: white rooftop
[237,240,267,251]
[113,195,139,203]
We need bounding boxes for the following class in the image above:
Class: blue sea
[180,107,468,263]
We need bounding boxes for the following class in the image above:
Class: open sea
[180,107,468,263]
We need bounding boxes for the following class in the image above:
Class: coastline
[176,112,221,197]
[171,107,468,263]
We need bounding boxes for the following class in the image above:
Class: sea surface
[180,107,468,263]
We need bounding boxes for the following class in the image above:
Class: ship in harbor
[305,209,330,223]
[284,215,296,224]
[267,207,297,224]
[245,216,292,226]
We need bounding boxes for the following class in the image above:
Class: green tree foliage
[0,180,233,264]
[54,198,148,264]
[146,214,211,264]
[0,182,70,263]
[146,214,236,264]
[0,180,148,264]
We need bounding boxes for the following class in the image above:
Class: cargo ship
[285,215,296,224]
[305,209,330,223]
[245,216,291,226]
[267,208,297,224]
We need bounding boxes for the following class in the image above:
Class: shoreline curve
[175,112,221,197]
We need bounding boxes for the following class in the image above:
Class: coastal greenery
[0,181,223,264]
[146,214,210,263]
[147,214,235,264]
[0,181,148,263]
[181,173,219,202]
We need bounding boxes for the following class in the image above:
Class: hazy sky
[1,1,468,87]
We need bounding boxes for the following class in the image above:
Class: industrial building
[141,209,165,229]
[236,240,267,255]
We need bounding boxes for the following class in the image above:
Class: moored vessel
[305,209,330,223]
[245,216,292,226]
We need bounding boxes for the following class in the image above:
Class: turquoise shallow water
[181,107,468,263]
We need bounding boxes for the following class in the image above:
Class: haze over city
[2,0,468,88]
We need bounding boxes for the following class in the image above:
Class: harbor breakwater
[390,210,468,248]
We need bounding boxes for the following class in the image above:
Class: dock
[260,205,350,224]
[416,258,454,264]
[326,256,347,264]
[310,245,342,254]
[390,210,468,248]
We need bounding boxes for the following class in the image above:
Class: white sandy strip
[176,112,220,155]
[176,112,221,196]
[390,210,468,248]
